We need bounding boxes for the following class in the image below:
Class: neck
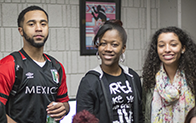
[23,45,45,62]
[163,64,178,84]
[101,64,122,76]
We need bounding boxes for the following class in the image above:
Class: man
[0,6,70,123]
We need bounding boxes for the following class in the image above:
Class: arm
[136,76,144,123]
[130,69,144,123]
[6,115,16,123]
[76,76,95,114]
[47,62,70,121]
[0,56,16,123]
[0,101,7,123]
[46,101,70,121]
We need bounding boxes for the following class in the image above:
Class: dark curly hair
[142,26,196,95]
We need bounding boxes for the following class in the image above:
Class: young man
[0,6,70,123]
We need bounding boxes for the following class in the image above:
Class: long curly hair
[142,26,196,95]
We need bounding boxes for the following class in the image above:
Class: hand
[46,102,69,121]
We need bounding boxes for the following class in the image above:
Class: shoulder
[44,53,59,63]
[128,68,140,78]
[44,53,65,68]
[78,70,101,90]
[120,64,140,79]
[82,70,100,83]
[0,54,15,64]
[0,55,15,72]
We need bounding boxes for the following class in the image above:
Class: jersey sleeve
[0,55,16,105]
[56,62,69,102]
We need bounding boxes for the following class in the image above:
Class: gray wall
[160,0,178,27]
[181,0,196,41]
[159,0,196,41]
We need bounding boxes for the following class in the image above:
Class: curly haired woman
[142,26,196,123]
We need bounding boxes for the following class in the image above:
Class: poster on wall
[80,0,121,55]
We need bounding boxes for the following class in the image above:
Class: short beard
[23,30,48,48]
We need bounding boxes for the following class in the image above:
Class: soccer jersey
[0,49,69,123]
[104,71,134,123]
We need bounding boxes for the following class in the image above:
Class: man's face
[19,10,49,48]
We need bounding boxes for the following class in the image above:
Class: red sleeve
[0,55,15,105]
[56,62,69,103]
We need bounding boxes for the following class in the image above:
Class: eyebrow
[26,19,48,23]
[158,39,178,43]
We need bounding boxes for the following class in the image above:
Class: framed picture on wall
[80,0,121,55]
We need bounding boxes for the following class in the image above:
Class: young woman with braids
[142,26,196,123]
[76,19,143,123]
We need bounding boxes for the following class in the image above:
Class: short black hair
[93,19,127,48]
[17,5,48,27]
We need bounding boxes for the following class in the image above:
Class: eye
[112,43,118,47]
[158,44,164,48]
[28,23,34,26]
[171,43,177,47]
[41,23,47,26]
[99,42,106,46]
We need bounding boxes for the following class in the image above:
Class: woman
[76,19,143,123]
[142,26,196,123]
[185,107,196,123]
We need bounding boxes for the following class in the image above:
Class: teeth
[104,55,112,59]
[164,55,173,59]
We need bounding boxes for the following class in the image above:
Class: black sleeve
[129,69,144,123]
[0,101,7,123]
[76,76,96,114]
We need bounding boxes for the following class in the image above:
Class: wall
[159,0,196,41]
[159,0,178,28]
[181,0,196,41]
[0,0,159,98]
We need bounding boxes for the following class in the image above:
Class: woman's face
[157,32,185,67]
[98,29,126,67]
[190,117,196,123]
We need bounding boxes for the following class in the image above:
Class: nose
[165,44,171,52]
[105,44,112,52]
[35,23,42,32]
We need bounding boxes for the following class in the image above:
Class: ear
[122,44,126,54]
[18,27,23,36]
[182,45,186,54]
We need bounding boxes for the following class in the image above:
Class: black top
[76,65,143,123]
[0,102,7,123]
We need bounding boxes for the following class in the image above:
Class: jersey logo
[26,72,34,79]
[51,69,59,84]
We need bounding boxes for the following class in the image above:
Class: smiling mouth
[163,55,174,60]
[103,54,114,59]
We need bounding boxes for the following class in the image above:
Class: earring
[96,51,100,60]
[120,53,125,62]
[181,51,185,54]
